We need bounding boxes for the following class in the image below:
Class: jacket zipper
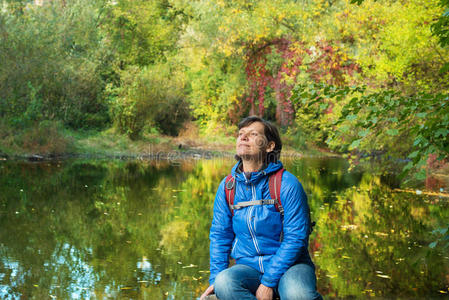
[231,238,239,256]
[250,183,264,273]
[247,184,261,255]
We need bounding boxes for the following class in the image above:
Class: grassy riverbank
[0,121,333,160]
[0,121,227,159]
[1,120,448,191]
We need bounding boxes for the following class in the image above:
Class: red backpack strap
[224,174,236,216]
[269,168,284,214]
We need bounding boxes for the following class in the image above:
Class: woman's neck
[241,159,264,173]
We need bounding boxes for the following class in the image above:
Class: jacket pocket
[253,205,283,240]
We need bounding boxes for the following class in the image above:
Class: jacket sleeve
[209,177,234,285]
[261,172,310,288]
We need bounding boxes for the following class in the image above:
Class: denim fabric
[214,263,322,300]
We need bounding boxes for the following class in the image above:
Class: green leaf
[349,139,361,150]
[388,117,398,122]
[413,136,423,146]
[358,129,370,137]
[429,241,438,248]
[339,125,350,133]
[386,129,399,136]
[415,169,427,180]
[416,158,427,168]
[416,112,427,118]
[408,151,420,159]
[319,103,329,110]
[346,114,357,121]
[350,0,365,5]
[435,128,449,138]
[432,227,449,235]
[439,62,449,74]
[403,161,414,171]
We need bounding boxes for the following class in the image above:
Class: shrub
[0,0,111,130]
[0,120,74,156]
[112,64,190,139]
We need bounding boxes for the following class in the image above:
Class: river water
[0,157,448,299]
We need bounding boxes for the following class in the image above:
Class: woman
[200,116,322,300]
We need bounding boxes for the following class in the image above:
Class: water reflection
[0,157,447,299]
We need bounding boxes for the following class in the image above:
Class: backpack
[224,168,315,235]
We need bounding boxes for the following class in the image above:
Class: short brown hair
[235,116,282,163]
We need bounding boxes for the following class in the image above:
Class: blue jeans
[214,263,322,300]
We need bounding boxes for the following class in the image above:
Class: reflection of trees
[0,158,234,299]
[1,158,447,299]
[0,160,193,298]
[311,173,449,298]
[158,158,233,298]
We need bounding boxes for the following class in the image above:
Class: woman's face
[236,121,274,160]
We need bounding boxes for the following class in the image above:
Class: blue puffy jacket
[209,160,313,288]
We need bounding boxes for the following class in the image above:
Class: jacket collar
[231,159,283,183]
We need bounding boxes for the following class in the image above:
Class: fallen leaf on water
[375,271,383,274]
[438,290,447,294]
[121,287,133,290]
[340,224,357,230]
[326,274,338,278]
[374,232,388,237]
[376,274,391,279]
[138,280,149,283]
[33,284,39,287]
[341,255,351,259]
[182,264,198,269]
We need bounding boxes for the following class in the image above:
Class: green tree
[103,0,188,68]
[0,0,111,129]
[112,64,190,139]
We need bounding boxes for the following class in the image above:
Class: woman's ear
[266,141,275,153]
